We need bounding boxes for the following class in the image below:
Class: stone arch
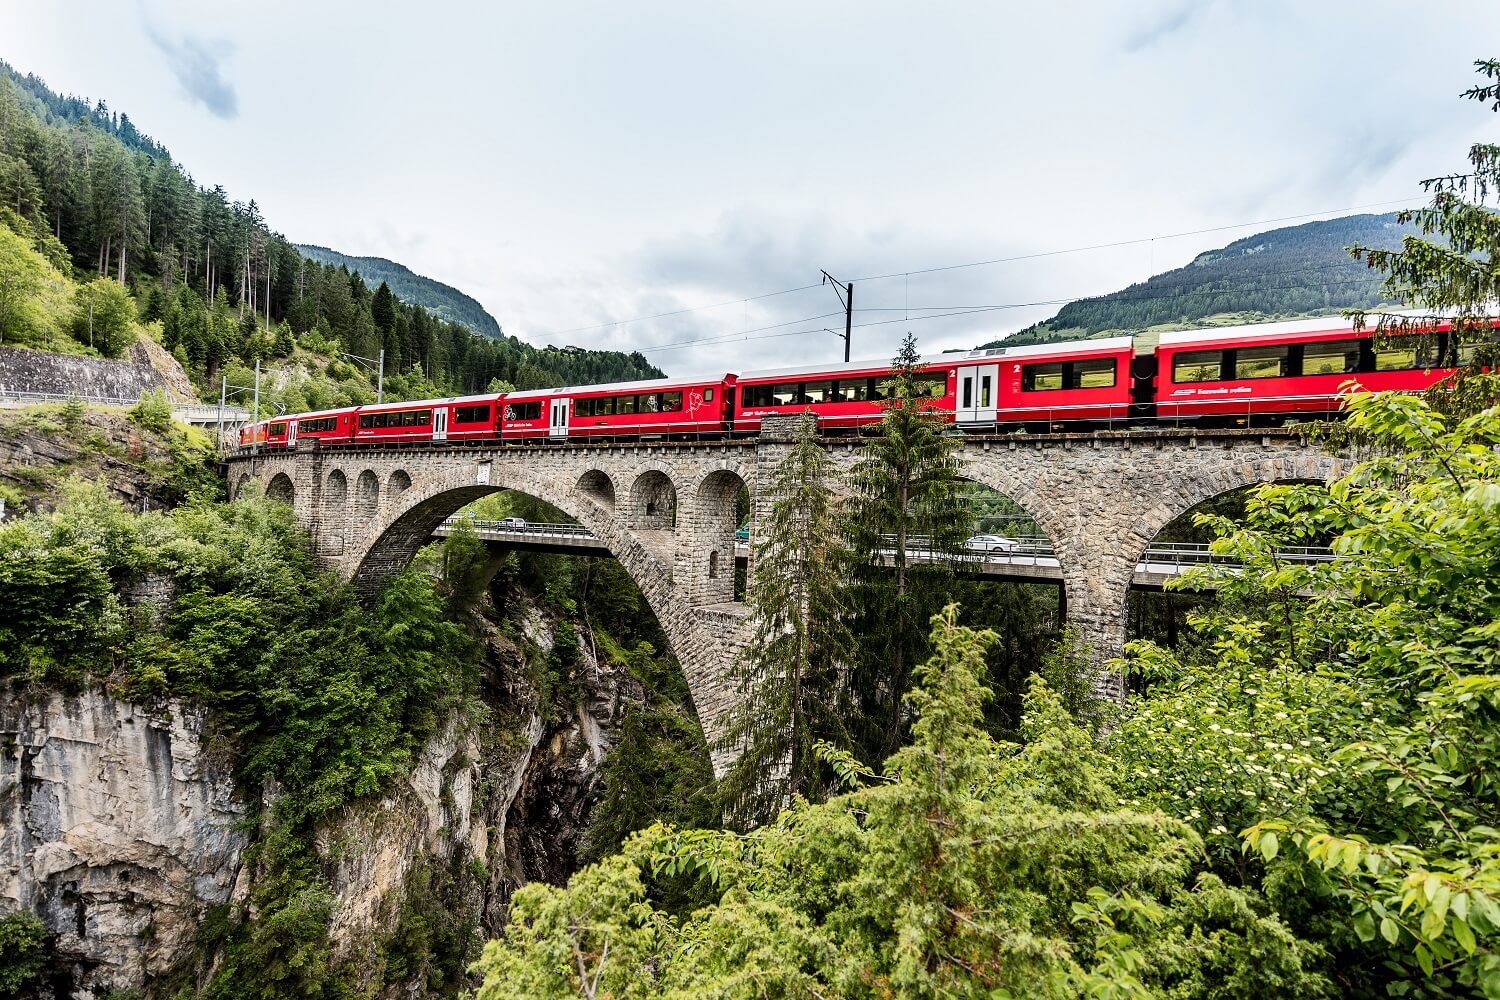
[388,469,411,498]
[576,469,616,511]
[628,470,677,531]
[357,470,380,519]
[325,469,348,514]
[686,468,749,606]
[340,465,727,738]
[266,472,294,506]
[234,473,252,499]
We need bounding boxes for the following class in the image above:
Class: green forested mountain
[982,213,1420,348]
[296,243,503,339]
[0,60,661,396]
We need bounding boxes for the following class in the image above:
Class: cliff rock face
[0,687,248,998]
[0,593,641,998]
[320,596,625,997]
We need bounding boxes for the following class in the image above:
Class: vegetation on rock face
[0,911,47,998]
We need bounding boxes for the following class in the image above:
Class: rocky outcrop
[0,591,653,998]
[0,407,214,515]
[0,687,249,999]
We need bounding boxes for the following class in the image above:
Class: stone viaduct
[224,421,1345,755]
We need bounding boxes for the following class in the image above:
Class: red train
[238,315,1473,450]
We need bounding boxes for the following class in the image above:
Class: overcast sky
[4,2,1497,376]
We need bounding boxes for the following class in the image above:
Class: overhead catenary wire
[632,262,1401,355]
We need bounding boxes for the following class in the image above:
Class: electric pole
[821,270,853,362]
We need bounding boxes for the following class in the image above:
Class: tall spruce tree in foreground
[716,410,852,824]
[845,334,970,762]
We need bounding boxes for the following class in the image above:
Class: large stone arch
[961,440,1346,696]
[340,461,742,747]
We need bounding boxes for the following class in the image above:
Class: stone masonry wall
[0,345,171,402]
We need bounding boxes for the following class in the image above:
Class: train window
[574,398,594,417]
[1071,359,1117,389]
[1374,347,1419,371]
[640,393,660,412]
[504,401,542,421]
[617,394,638,415]
[980,374,992,407]
[704,387,715,402]
[870,377,891,401]
[1235,345,1289,380]
[1458,342,1480,366]
[1023,363,1065,391]
[742,384,773,407]
[917,377,945,398]
[803,380,832,404]
[661,391,683,411]
[597,396,616,416]
[833,379,869,403]
[771,383,798,405]
[1302,340,1360,376]
[1173,351,1224,383]
[455,405,490,423]
[301,416,337,433]
[268,422,287,435]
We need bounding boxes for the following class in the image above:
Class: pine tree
[716,410,853,824]
[844,333,970,762]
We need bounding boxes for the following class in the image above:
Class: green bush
[128,389,174,433]
[0,911,47,998]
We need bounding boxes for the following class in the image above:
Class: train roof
[358,393,498,409]
[503,375,722,400]
[1155,311,1444,347]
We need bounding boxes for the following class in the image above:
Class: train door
[287,418,298,449]
[549,397,570,439]
[433,407,448,442]
[955,364,999,424]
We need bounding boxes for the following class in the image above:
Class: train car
[352,399,440,444]
[967,336,1135,427]
[499,376,735,441]
[284,407,357,449]
[1154,317,1465,422]
[410,394,504,443]
[733,358,956,433]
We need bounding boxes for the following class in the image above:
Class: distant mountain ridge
[981,213,1421,349]
[295,244,503,340]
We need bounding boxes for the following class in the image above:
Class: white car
[964,534,1020,554]
[497,516,528,529]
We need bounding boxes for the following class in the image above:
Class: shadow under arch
[688,468,750,606]
[266,472,294,506]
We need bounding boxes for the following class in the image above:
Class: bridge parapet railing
[1137,542,1335,571]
